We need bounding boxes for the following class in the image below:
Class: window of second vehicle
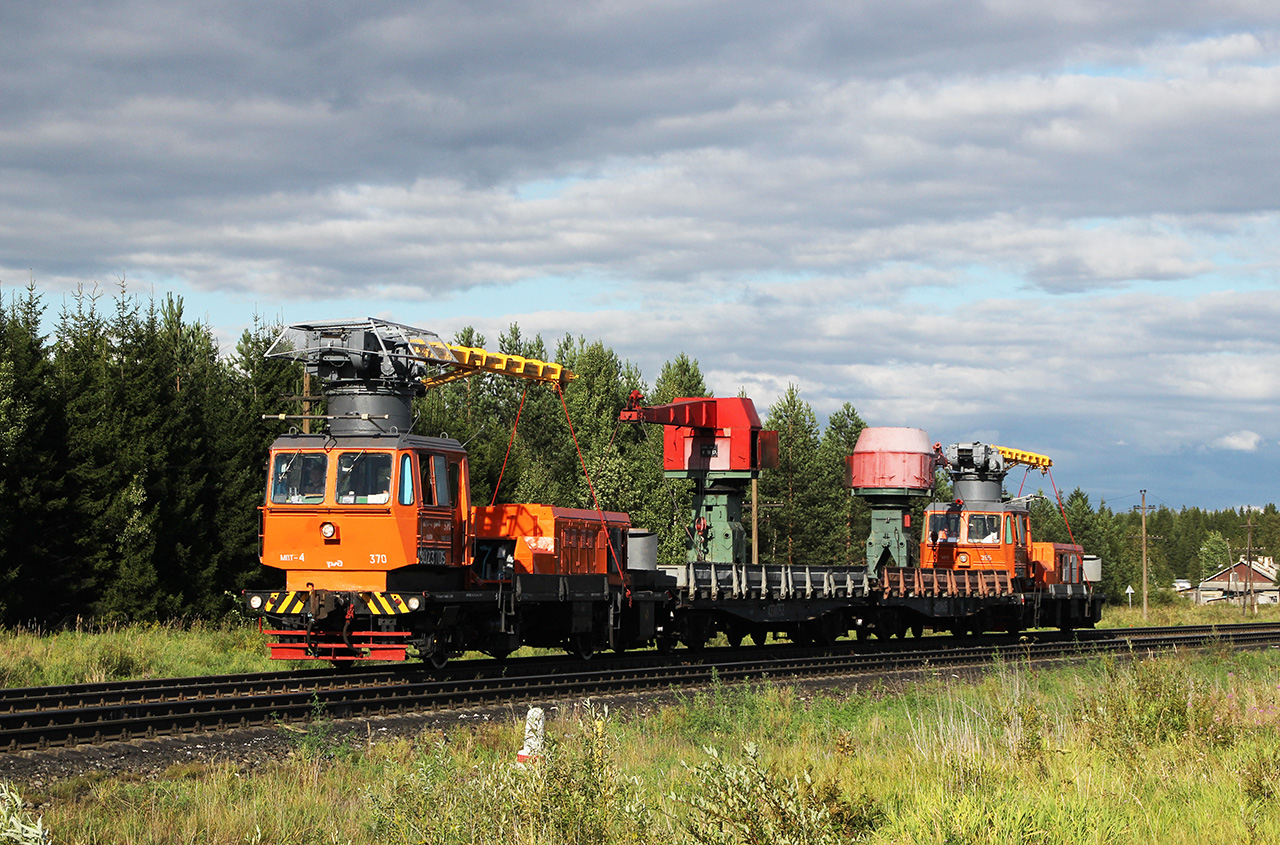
[967,514,1000,544]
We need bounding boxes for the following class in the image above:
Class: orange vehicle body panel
[920,507,1086,587]
[472,504,629,580]
[921,510,1025,572]
[260,443,470,592]
[926,540,1013,571]
[1030,541,1086,585]
[264,503,414,592]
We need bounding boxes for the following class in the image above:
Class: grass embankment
[0,620,285,688]
[5,599,1273,689]
[1099,600,1280,629]
[20,646,1280,844]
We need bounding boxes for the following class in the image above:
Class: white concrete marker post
[516,706,545,766]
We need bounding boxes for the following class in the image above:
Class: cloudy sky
[4,1,1279,511]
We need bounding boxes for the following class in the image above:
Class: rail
[0,623,1276,752]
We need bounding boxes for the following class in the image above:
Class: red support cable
[490,385,529,507]
[555,383,631,599]
[1046,468,1079,548]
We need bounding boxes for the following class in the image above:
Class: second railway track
[2,622,1277,753]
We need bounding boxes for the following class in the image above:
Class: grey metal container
[627,529,658,571]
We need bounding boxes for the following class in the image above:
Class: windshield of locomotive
[928,513,961,542]
[269,452,328,504]
[337,452,393,504]
[967,514,1001,544]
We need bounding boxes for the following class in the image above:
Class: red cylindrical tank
[846,427,935,491]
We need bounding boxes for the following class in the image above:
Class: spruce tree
[626,353,711,566]
[818,402,869,565]
[0,285,69,624]
[758,385,828,567]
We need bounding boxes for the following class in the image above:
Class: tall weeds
[33,650,1280,844]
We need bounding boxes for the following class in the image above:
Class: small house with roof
[1189,555,1278,605]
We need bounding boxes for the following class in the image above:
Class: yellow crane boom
[414,342,575,389]
[996,446,1052,471]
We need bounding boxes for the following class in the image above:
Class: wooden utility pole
[302,371,312,434]
[1245,513,1256,616]
[1141,489,1148,620]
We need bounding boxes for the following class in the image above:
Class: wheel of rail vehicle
[887,614,907,639]
[816,615,844,646]
[425,648,449,670]
[570,633,596,660]
[910,621,925,639]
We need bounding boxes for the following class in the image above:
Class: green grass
[23,646,1280,844]
[3,597,1269,689]
[1098,600,1280,629]
[0,619,289,688]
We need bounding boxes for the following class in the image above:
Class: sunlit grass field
[0,619,286,688]
[0,598,1275,688]
[0,602,1278,842]
[7,645,1279,844]
[1099,599,1280,629]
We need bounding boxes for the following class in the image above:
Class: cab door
[415,451,456,567]
[1012,514,1029,577]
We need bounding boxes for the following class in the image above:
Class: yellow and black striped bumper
[246,591,420,616]
[361,592,414,615]
[261,591,306,615]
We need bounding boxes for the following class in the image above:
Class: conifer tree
[757,385,828,567]
[0,285,69,624]
[818,402,869,565]
[632,353,710,566]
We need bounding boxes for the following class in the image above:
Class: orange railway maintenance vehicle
[244,319,669,666]
[847,430,1102,637]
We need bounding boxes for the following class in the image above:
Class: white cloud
[4,1,1280,508]
[1212,430,1264,451]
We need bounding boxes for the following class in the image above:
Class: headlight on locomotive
[407,596,421,611]
[248,594,264,610]
[320,521,337,539]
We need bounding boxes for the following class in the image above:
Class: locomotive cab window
[435,455,450,506]
[336,452,393,504]
[928,513,960,542]
[968,514,1000,544]
[416,454,450,507]
[397,453,414,506]
[270,452,328,504]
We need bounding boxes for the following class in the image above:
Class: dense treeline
[1,283,1276,624]
[0,284,298,624]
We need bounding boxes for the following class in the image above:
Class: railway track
[2,623,1276,752]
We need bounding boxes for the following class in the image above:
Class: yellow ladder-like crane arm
[996,446,1052,471]
[411,339,575,389]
